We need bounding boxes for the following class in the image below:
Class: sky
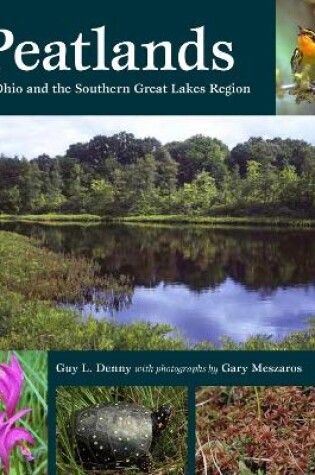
[1,115,315,159]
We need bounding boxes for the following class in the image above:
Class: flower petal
[0,356,24,416]
[0,411,6,426]
[0,428,10,475]
[0,410,34,475]
[0,379,10,403]
[4,408,31,433]
[19,444,35,462]
[10,356,23,379]
[6,426,34,451]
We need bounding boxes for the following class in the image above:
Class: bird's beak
[298,25,303,34]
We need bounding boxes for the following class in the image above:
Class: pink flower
[0,355,24,417]
[0,409,34,475]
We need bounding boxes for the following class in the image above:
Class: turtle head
[152,404,172,434]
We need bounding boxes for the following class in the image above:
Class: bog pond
[2,221,315,345]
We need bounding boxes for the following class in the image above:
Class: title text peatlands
[0,26,234,72]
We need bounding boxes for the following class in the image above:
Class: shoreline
[0,230,314,350]
[1,213,315,228]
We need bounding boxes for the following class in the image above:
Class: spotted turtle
[69,402,172,472]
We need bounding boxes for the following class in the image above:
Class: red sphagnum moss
[196,386,315,475]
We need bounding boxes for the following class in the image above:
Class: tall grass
[56,386,187,475]
[0,351,47,475]
[0,231,131,304]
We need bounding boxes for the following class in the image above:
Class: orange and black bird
[291,25,315,76]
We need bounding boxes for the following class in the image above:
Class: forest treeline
[1,131,315,216]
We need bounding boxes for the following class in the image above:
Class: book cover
[0,1,314,474]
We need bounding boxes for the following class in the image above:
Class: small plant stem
[227,386,235,405]
[196,433,208,475]
[254,386,262,420]
[13,456,21,475]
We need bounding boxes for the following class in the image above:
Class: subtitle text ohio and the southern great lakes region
[73,82,251,97]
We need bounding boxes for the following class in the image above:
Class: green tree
[19,161,43,212]
[176,171,218,215]
[246,160,278,205]
[86,178,114,215]
[167,135,228,184]
[129,155,158,214]
[0,186,21,213]
[218,165,243,207]
[277,164,299,207]
[67,132,161,170]
[112,167,134,215]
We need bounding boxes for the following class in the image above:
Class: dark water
[2,221,315,345]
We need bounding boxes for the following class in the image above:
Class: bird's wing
[291,48,303,73]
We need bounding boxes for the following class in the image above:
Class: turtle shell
[70,402,153,469]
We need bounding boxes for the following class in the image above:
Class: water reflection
[1,222,315,344]
[80,280,315,344]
